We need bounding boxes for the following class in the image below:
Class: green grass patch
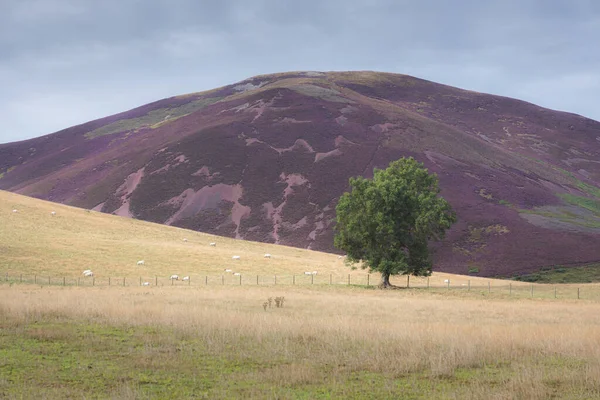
[84,97,221,139]
[559,193,600,216]
[513,264,600,283]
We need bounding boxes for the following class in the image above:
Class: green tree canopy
[334,157,456,288]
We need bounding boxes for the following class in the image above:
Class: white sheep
[338,255,343,259]
[137,260,145,266]
[170,274,179,280]
[264,253,271,258]
[51,211,56,216]
[232,255,241,260]
[142,282,150,286]
[182,276,190,281]
[444,279,450,283]
[183,238,188,242]
[224,269,233,272]
[304,271,312,275]
[12,209,17,213]
[209,242,216,247]
[83,270,93,277]
[233,272,241,276]
[311,271,318,275]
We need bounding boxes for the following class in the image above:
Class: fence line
[1,273,598,300]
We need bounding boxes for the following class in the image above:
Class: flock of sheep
[79,238,321,286]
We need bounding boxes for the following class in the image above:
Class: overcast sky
[1,0,598,144]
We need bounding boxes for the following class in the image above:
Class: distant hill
[1,71,599,276]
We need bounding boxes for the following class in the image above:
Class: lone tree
[334,157,456,288]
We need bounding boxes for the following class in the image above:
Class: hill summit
[2,71,600,276]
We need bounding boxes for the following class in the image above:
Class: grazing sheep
[170,274,179,280]
[51,211,56,216]
[137,260,145,266]
[12,209,17,213]
[142,282,150,286]
[209,242,216,247]
[312,271,318,275]
[304,271,312,275]
[264,253,271,258]
[444,279,450,283]
[182,276,190,281]
[224,269,233,272]
[232,255,241,260]
[183,238,188,242]
[338,255,343,259]
[83,270,93,277]
[233,272,241,276]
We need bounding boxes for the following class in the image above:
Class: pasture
[2,190,600,398]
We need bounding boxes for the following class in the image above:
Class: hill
[1,71,600,276]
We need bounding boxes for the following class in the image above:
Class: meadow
[2,190,600,399]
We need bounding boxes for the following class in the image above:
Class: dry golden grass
[2,284,600,398]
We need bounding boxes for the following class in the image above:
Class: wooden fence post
[139,277,142,286]
[34,275,37,284]
[275,275,277,285]
[330,274,332,285]
[239,275,242,285]
[509,283,511,295]
[205,276,208,285]
[427,277,430,289]
[63,277,66,286]
[257,275,259,285]
[407,275,410,288]
[48,276,51,285]
[293,275,295,285]
[77,277,79,286]
[554,287,557,299]
[20,274,22,283]
[92,277,95,286]
[311,274,314,285]
[123,277,126,287]
[447,280,450,290]
[222,275,224,285]
[348,274,350,285]
[468,280,470,291]
[367,274,370,286]
[578,288,580,299]
[188,276,191,285]
[488,281,490,293]
[531,284,534,298]
[109,277,111,286]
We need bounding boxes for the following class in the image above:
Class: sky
[1,0,599,144]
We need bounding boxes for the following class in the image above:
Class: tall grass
[2,285,600,398]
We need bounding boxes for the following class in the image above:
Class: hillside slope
[1,71,600,276]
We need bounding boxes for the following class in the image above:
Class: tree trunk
[379,272,393,289]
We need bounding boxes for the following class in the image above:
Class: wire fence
[1,272,598,300]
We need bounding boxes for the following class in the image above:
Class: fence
[1,272,598,300]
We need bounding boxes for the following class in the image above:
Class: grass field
[3,190,600,399]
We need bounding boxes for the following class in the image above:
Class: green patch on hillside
[559,193,600,216]
[84,97,221,139]
[513,264,600,283]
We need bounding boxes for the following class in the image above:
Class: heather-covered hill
[2,71,600,276]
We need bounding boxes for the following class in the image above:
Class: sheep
[209,242,216,247]
[264,253,271,258]
[444,279,450,283]
[183,238,188,242]
[233,272,241,276]
[50,211,56,216]
[304,271,312,275]
[12,209,17,213]
[170,274,179,280]
[83,270,93,277]
[182,276,190,281]
[142,282,150,286]
[137,260,145,266]
[224,269,233,273]
[338,255,343,259]
[311,271,318,275]
[232,255,241,260]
